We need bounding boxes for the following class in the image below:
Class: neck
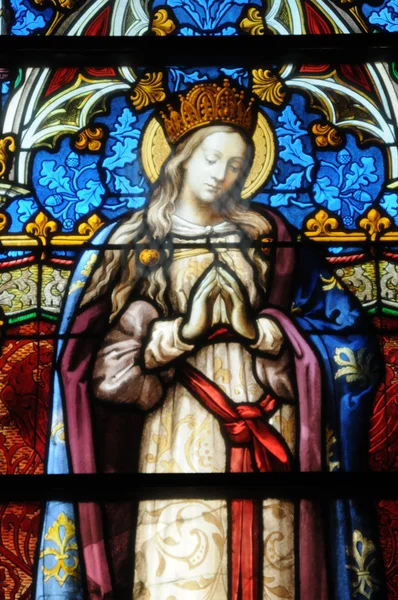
[174,182,225,226]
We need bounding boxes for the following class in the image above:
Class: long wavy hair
[83,124,272,320]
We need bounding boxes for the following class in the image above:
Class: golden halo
[141,112,275,199]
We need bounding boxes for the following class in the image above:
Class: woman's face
[182,130,247,204]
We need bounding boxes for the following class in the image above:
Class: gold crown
[160,79,255,144]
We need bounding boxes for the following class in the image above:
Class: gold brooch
[261,237,273,255]
[138,248,161,266]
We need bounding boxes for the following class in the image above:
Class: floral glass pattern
[1,0,398,36]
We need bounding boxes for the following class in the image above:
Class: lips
[206,184,219,192]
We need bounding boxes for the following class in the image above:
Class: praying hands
[181,264,257,342]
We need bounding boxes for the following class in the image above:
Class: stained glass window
[1,1,398,599]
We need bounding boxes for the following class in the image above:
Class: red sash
[178,362,291,600]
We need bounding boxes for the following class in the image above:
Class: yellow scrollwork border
[0,212,104,247]
[304,208,398,242]
[1,208,398,248]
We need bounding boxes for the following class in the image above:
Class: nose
[212,161,228,183]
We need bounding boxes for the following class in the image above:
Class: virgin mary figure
[55,79,385,600]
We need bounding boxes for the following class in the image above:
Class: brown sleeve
[251,317,295,401]
[92,300,165,410]
[255,349,295,401]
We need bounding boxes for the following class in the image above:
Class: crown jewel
[160,79,255,144]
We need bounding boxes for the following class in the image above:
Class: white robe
[93,215,297,600]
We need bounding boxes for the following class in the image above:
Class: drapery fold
[178,361,290,600]
[56,208,332,599]
[178,317,329,600]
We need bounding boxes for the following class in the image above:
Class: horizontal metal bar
[0,239,397,251]
[1,34,398,67]
[0,473,397,502]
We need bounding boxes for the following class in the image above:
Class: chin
[199,194,219,203]
[200,189,225,202]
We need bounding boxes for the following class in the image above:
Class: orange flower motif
[74,127,104,152]
[311,122,343,148]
